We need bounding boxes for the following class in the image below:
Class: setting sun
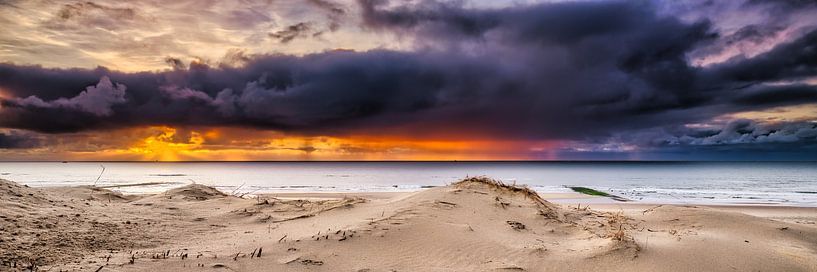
[124,127,204,161]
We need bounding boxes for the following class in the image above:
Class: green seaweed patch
[567,186,629,202]
[569,186,611,196]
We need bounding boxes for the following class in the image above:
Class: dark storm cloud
[359,0,690,45]
[358,0,500,37]
[4,76,126,117]
[732,85,817,107]
[644,119,817,147]
[708,30,817,83]
[0,131,40,149]
[359,0,718,113]
[0,0,815,150]
[730,25,778,43]
[745,0,817,11]
[690,24,785,61]
[648,119,817,155]
[556,119,817,160]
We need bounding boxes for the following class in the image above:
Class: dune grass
[453,176,564,220]
[453,176,548,206]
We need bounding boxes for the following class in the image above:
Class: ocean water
[1,161,816,206]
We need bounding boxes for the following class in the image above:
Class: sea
[1,161,816,206]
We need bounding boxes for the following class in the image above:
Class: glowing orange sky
[3,126,559,161]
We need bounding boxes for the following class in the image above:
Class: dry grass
[607,225,627,241]
[253,197,367,223]
[453,176,548,207]
[607,211,627,225]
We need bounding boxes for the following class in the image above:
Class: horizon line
[1,160,816,163]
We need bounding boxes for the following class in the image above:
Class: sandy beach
[2,177,816,271]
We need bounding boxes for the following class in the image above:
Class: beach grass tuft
[453,176,548,207]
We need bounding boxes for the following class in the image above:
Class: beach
[3,0,817,271]
[2,177,816,271]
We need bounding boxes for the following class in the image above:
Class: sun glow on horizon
[122,126,205,161]
[38,126,560,161]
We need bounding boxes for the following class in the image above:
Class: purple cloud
[7,76,126,116]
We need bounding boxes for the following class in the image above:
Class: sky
[0,0,816,161]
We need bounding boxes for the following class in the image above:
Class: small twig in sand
[272,198,364,223]
[92,164,106,186]
[435,200,457,206]
[89,164,106,199]
[576,203,590,211]
[278,234,287,243]
[239,188,262,198]
[495,196,510,209]
[230,183,246,196]
[300,259,324,266]
[642,205,663,215]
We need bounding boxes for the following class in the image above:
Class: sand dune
[1,177,816,271]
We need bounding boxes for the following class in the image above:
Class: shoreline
[212,190,817,208]
[5,161,816,207]
[19,182,817,207]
